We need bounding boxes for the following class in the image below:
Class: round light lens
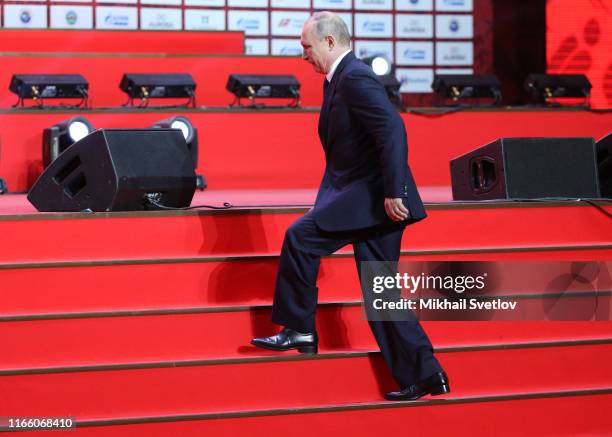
[68,120,91,142]
[371,56,391,76]
[170,119,191,141]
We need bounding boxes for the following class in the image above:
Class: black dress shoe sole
[250,340,318,355]
[384,383,451,401]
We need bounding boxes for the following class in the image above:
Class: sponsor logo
[200,16,210,24]
[403,48,426,60]
[359,48,389,58]
[148,13,174,29]
[400,19,428,34]
[449,19,459,32]
[237,18,261,30]
[442,47,468,61]
[363,20,386,32]
[20,10,32,24]
[104,13,130,27]
[442,0,466,6]
[65,10,78,25]
[362,0,386,4]
[278,18,304,29]
[280,46,302,55]
[410,0,419,4]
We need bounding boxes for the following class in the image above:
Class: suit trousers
[271,211,442,388]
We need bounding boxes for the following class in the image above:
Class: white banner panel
[355,0,392,11]
[140,8,182,30]
[228,10,268,35]
[395,0,432,11]
[436,41,473,65]
[354,13,392,37]
[245,38,269,55]
[395,13,433,38]
[396,68,434,93]
[97,0,136,5]
[436,14,473,38]
[271,38,303,56]
[395,41,433,66]
[337,12,353,32]
[141,0,180,6]
[435,0,472,12]
[185,0,224,5]
[313,0,352,10]
[271,0,310,8]
[51,0,93,4]
[4,5,47,28]
[354,40,393,62]
[96,6,137,29]
[185,9,225,30]
[228,0,267,7]
[271,10,309,36]
[435,68,473,74]
[50,5,93,29]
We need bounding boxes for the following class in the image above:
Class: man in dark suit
[251,11,449,401]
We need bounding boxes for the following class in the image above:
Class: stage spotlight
[9,74,89,108]
[43,117,95,168]
[151,116,206,190]
[524,74,592,106]
[432,74,502,105]
[362,55,393,76]
[226,74,301,108]
[119,73,197,108]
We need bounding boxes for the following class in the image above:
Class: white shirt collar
[326,49,351,83]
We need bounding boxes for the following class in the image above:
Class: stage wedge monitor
[450,137,600,201]
[28,129,196,212]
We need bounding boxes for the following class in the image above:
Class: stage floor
[0,186,454,216]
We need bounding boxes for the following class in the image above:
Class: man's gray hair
[309,11,351,47]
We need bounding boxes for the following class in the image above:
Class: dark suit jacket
[311,51,427,232]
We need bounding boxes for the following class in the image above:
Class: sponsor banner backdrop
[396,68,434,92]
[395,0,433,11]
[435,0,472,12]
[50,0,93,3]
[355,0,392,11]
[395,13,433,38]
[271,38,303,56]
[184,0,225,5]
[313,0,352,10]
[245,38,270,55]
[50,5,93,29]
[4,4,47,28]
[355,13,393,38]
[395,41,434,66]
[435,14,473,39]
[271,10,310,36]
[97,0,137,4]
[435,68,474,74]
[140,8,182,30]
[354,39,394,62]
[95,6,137,29]
[185,9,225,30]
[228,9,269,35]
[271,0,310,8]
[337,12,353,32]
[228,0,268,7]
[141,0,180,6]
[436,41,473,65]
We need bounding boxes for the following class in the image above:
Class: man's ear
[326,35,335,50]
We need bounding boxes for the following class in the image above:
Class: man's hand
[384,198,410,222]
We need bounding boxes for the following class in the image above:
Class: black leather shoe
[251,328,318,354]
[384,371,450,401]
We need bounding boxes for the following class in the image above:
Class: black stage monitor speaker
[28,129,196,212]
[597,132,612,198]
[450,137,600,201]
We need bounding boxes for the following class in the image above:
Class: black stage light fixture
[151,116,206,190]
[0,179,6,194]
[597,132,612,198]
[362,55,393,76]
[432,74,502,105]
[43,117,95,168]
[9,74,89,108]
[119,73,197,108]
[378,75,402,107]
[226,74,301,108]
[524,74,592,106]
